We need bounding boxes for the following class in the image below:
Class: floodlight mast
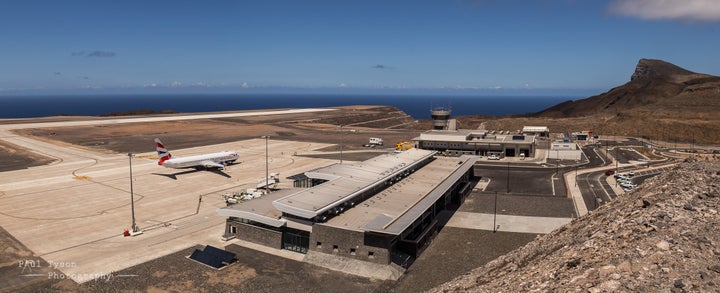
[128,153,137,232]
[261,136,270,193]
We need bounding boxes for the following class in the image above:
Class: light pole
[692,133,695,158]
[261,135,270,193]
[614,147,619,188]
[128,153,137,232]
[506,162,510,193]
[555,148,559,174]
[493,191,498,233]
[575,161,578,187]
[338,125,343,164]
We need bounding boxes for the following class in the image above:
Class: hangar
[217,149,477,267]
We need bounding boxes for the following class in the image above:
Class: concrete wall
[226,220,283,249]
[309,224,391,265]
[547,149,583,161]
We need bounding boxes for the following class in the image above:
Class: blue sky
[1,0,719,96]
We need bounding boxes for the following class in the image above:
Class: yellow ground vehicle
[395,141,413,151]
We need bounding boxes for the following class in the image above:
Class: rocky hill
[458,59,720,144]
[432,160,720,292]
[536,59,720,118]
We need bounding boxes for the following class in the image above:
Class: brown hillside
[432,160,720,292]
[457,59,720,145]
[536,59,720,118]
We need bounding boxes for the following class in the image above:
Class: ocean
[0,94,575,119]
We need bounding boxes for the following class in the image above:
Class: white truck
[364,137,384,147]
[369,137,383,145]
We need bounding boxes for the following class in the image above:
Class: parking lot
[620,166,673,186]
[473,164,566,196]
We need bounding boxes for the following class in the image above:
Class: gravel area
[461,192,577,218]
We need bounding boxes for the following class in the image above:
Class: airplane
[155,138,239,171]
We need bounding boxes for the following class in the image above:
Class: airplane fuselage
[160,151,239,169]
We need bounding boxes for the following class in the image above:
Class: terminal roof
[216,189,298,228]
[325,155,477,235]
[272,148,436,219]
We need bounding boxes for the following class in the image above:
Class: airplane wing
[202,161,225,169]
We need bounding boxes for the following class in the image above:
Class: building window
[230,226,237,234]
[316,241,322,248]
[368,251,375,259]
[350,248,356,256]
[333,245,339,253]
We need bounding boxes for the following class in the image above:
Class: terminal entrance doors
[282,228,309,254]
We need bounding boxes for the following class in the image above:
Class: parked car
[605,170,615,176]
[620,182,636,189]
[488,155,500,160]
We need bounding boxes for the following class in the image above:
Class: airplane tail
[154,138,172,165]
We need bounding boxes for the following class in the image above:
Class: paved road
[577,171,614,211]
[582,145,607,168]
[626,165,673,185]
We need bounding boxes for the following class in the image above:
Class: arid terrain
[433,159,720,292]
[459,59,720,146]
[0,141,55,172]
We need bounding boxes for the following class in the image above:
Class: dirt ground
[0,226,77,293]
[75,244,388,293]
[0,141,56,172]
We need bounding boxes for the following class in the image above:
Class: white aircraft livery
[155,138,239,170]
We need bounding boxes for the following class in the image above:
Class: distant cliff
[536,59,720,118]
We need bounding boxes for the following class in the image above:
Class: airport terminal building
[413,130,537,158]
[411,108,538,158]
[217,149,477,267]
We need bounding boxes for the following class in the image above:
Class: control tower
[431,107,454,130]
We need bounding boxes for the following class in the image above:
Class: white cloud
[241,82,249,88]
[338,83,347,88]
[609,0,720,22]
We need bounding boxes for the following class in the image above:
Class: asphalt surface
[577,170,615,211]
[460,192,576,218]
[625,166,674,186]
[610,148,648,164]
[582,145,608,168]
[473,164,565,196]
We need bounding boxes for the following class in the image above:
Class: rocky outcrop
[534,59,720,118]
[630,58,696,82]
[432,160,720,292]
